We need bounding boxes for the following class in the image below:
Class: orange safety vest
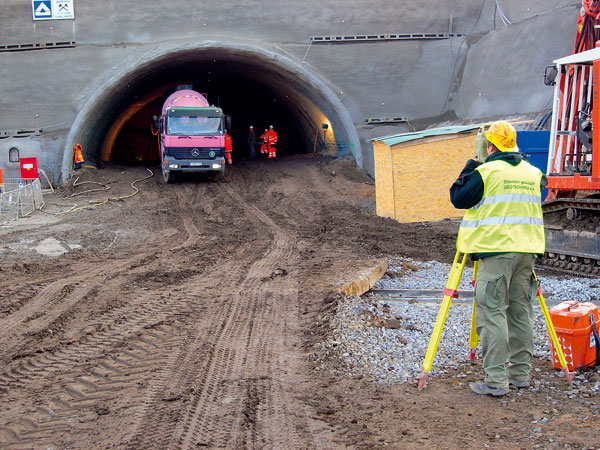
[224,134,233,152]
[266,130,278,148]
[74,144,84,163]
[260,133,268,151]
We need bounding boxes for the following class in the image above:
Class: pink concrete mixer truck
[155,86,230,183]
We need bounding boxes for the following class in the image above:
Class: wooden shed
[372,125,479,223]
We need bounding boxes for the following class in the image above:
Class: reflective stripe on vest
[460,216,544,228]
[471,194,541,210]
[456,159,545,254]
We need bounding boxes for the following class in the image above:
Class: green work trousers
[474,253,537,388]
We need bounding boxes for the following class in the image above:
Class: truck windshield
[166,108,223,135]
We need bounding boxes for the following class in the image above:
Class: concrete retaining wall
[0,0,580,181]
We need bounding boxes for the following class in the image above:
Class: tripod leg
[468,260,479,361]
[533,271,574,384]
[418,251,468,390]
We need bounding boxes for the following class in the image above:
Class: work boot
[508,378,530,388]
[469,381,509,397]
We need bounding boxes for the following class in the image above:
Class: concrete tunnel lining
[61,41,362,180]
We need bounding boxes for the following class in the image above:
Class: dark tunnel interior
[103,52,336,166]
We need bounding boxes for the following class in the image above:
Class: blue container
[517,130,550,200]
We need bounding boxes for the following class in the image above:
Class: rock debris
[313,257,600,387]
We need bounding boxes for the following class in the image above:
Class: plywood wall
[373,140,395,218]
[374,132,477,223]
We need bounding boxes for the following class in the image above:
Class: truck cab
[157,88,230,183]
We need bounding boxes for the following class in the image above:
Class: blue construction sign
[32,1,53,20]
[32,0,74,20]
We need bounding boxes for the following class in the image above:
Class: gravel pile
[313,257,600,388]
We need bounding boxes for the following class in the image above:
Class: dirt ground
[0,154,599,449]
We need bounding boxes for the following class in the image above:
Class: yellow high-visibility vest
[456,159,545,254]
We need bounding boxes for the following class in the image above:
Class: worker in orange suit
[224,131,233,164]
[74,144,84,169]
[266,125,278,159]
[259,129,268,155]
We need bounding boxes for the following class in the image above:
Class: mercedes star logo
[191,148,200,157]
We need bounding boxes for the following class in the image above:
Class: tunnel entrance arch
[62,41,361,180]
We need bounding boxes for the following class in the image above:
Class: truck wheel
[213,170,225,182]
[162,167,176,184]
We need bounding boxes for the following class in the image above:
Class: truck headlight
[169,164,179,169]
[212,163,221,169]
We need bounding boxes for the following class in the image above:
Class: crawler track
[541,198,600,277]
[537,253,600,277]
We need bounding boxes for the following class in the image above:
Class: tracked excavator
[539,1,600,275]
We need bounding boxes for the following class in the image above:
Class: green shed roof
[371,125,479,147]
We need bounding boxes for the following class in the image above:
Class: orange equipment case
[549,301,600,371]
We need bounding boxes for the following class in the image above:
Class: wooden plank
[373,140,395,218]
[370,288,474,297]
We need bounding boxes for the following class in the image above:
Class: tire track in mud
[126,265,248,449]
[171,183,203,249]
[0,167,330,449]
[0,239,179,367]
[224,177,330,448]
[120,179,299,449]
[163,183,316,449]
[0,182,205,356]
[109,180,263,448]
[0,288,193,394]
[226,163,342,447]
[0,320,188,449]
[0,182,223,448]
[124,181,265,449]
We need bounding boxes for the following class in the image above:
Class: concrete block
[338,259,388,296]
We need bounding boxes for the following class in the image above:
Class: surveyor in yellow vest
[450,120,546,397]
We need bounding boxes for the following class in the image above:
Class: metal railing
[547,61,593,175]
[0,178,44,225]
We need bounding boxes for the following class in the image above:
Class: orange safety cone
[74,144,84,169]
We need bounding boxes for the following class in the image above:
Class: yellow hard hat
[484,121,518,152]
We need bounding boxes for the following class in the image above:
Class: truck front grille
[165,147,225,159]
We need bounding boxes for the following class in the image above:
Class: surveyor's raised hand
[474,124,489,162]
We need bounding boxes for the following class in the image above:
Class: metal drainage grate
[310,33,463,43]
[365,117,407,125]
[0,41,76,53]
[0,129,43,138]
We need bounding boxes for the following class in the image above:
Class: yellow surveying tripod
[417,251,575,390]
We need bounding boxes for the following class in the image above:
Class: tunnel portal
[72,45,352,171]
